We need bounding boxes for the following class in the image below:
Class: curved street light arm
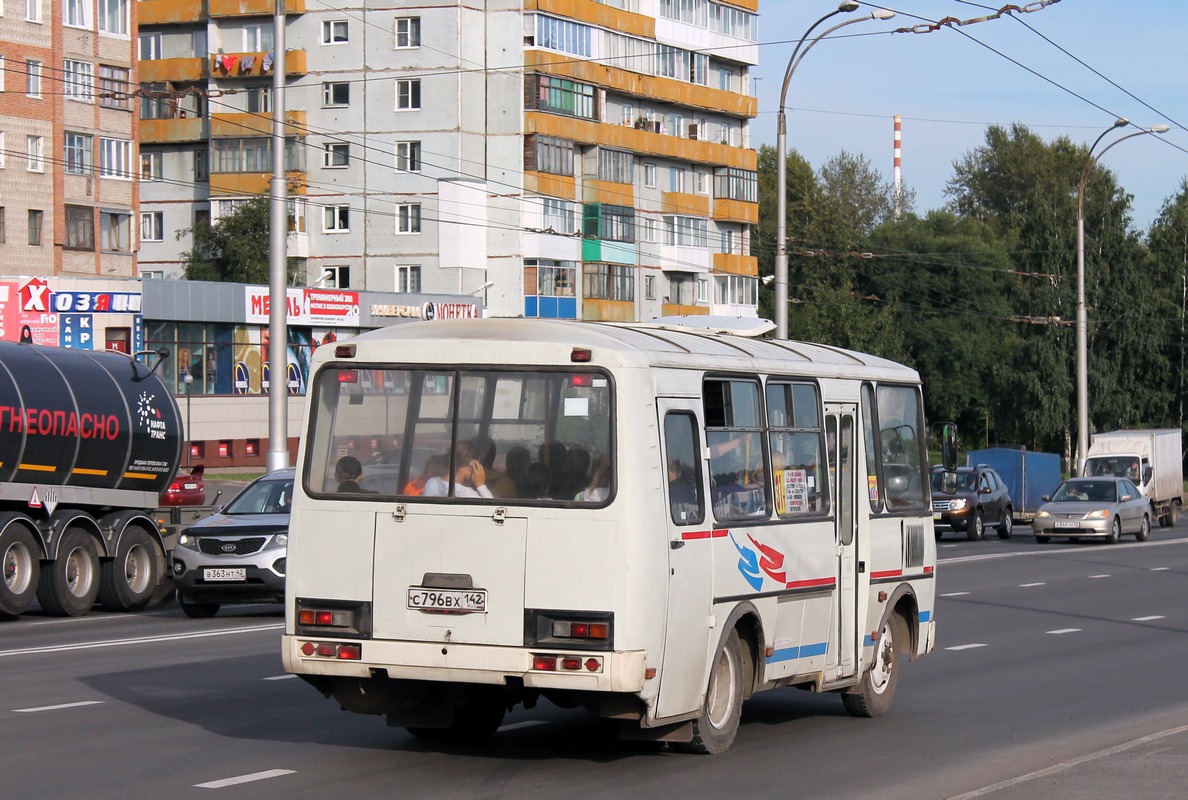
[780,3,858,107]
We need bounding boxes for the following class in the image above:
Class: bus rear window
[304,367,613,504]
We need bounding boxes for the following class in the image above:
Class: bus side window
[664,412,704,525]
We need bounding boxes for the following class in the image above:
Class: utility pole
[266,0,289,472]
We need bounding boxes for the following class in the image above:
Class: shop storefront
[0,276,481,467]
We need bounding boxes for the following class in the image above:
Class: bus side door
[825,404,859,678]
[655,402,715,719]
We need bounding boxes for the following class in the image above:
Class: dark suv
[931,465,1013,541]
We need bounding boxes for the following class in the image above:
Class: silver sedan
[1032,477,1151,544]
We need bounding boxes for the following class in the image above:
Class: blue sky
[749,0,1187,230]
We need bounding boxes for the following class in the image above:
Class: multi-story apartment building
[138,0,760,320]
[0,0,138,276]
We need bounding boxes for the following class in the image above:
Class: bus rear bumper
[282,634,649,693]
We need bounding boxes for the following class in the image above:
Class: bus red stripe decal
[785,577,835,590]
[870,569,903,580]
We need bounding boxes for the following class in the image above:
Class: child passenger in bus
[423,444,494,498]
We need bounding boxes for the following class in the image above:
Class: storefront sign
[370,301,479,320]
[245,288,361,327]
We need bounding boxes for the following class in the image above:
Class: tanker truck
[0,341,183,617]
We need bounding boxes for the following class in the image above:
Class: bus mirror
[939,422,958,472]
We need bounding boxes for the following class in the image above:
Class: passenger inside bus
[335,456,375,493]
[575,454,610,502]
[423,443,494,498]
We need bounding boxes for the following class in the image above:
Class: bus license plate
[1054,521,1079,529]
[204,568,246,581]
[407,587,487,614]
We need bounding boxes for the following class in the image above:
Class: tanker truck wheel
[0,520,40,617]
[98,527,163,612]
[36,527,101,617]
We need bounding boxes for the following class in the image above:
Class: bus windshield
[304,366,613,504]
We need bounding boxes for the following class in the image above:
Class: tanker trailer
[0,341,183,616]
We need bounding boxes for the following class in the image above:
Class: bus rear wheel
[674,628,744,754]
[843,613,903,718]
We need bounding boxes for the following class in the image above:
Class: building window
[662,215,709,248]
[26,60,41,97]
[714,274,757,306]
[100,211,131,252]
[323,205,350,232]
[713,167,758,203]
[322,265,350,288]
[65,0,90,28]
[322,19,348,44]
[64,132,93,174]
[527,259,576,297]
[26,0,40,23]
[138,33,161,60]
[0,133,4,168]
[395,17,420,48]
[98,66,131,109]
[26,136,44,172]
[194,150,209,181]
[323,142,349,168]
[140,151,163,180]
[245,87,271,113]
[583,263,634,301]
[0,57,5,93]
[396,79,421,110]
[641,217,657,242]
[536,15,591,56]
[644,162,656,188]
[697,278,709,303]
[28,210,43,245]
[395,140,421,172]
[644,274,656,300]
[396,204,421,234]
[141,211,164,242]
[696,169,708,194]
[598,148,634,184]
[525,134,573,176]
[99,138,133,179]
[65,205,95,250]
[243,23,273,52]
[64,60,94,102]
[669,167,684,193]
[0,208,5,243]
[397,265,421,292]
[140,82,172,119]
[211,137,303,173]
[322,81,349,107]
[542,198,575,234]
[528,74,597,121]
[98,0,127,35]
[583,204,635,243]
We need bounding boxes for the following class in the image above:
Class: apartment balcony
[211,171,307,197]
[661,303,707,317]
[210,50,306,79]
[582,299,635,322]
[209,0,304,17]
[140,0,203,25]
[712,198,759,224]
[140,57,207,84]
[140,116,209,144]
[712,253,758,276]
[211,110,307,138]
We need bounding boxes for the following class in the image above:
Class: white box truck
[1082,429,1184,527]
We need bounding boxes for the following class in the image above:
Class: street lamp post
[774,2,894,340]
[1074,119,1170,470]
[183,371,193,467]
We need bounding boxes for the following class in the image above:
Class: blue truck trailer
[967,447,1062,522]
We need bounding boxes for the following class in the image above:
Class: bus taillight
[553,620,609,640]
[295,599,372,638]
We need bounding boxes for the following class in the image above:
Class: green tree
[180,197,302,284]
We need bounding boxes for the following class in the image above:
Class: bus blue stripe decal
[766,642,828,663]
[919,610,932,623]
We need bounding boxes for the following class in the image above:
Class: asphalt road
[4,526,1188,799]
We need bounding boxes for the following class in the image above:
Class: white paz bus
[282,318,948,753]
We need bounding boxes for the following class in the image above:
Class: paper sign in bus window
[782,468,808,513]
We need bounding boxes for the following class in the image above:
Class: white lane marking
[946,643,988,651]
[1089,574,1111,579]
[942,537,1188,565]
[195,770,295,789]
[1019,582,1046,587]
[14,700,104,713]
[263,674,298,681]
[949,722,1188,799]
[1151,567,1171,571]
[1133,615,1166,622]
[500,721,549,731]
[1047,628,1081,635]
[940,592,970,597]
[26,614,132,627]
[0,623,283,659]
